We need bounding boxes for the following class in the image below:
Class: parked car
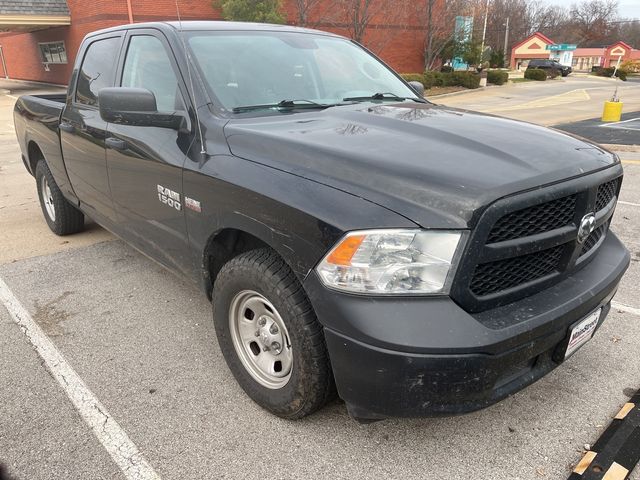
[14,22,628,422]
[527,59,572,77]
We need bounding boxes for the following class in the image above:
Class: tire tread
[213,248,335,419]
[35,160,84,236]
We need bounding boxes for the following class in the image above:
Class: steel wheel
[41,174,56,222]
[229,290,293,389]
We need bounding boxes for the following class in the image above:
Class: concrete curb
[428,85,493,99]
[0,78,67,92]
[600,143,640,153]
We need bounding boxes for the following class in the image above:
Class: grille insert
[487,195,576,244]
[595,179,618,212]
[470,245,564,297]
[580,224,606,256]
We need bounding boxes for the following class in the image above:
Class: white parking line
[0,277,161,480]
[601,117,640,127]
[612,301,640,317]
[600,117,640,131]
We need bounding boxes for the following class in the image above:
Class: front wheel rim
[41,175,56,222]
[229,290,293,389]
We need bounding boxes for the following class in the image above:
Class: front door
[106,30,195,276]
[61,34,123,224]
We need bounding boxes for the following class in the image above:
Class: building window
[38,42,67,64]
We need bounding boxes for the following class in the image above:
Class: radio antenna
[175,0,207,156]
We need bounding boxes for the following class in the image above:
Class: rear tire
[213,248,335,419]
[35,160,84,236]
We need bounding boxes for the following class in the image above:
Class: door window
[121,35,183,112]
[75,37,121,106]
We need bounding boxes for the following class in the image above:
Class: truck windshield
[187,31,419,113]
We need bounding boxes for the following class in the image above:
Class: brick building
[0,0,429,85]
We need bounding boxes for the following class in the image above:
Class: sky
[539,0,640,19]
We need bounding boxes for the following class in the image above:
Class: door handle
[59,122,75,133]
[105,137,127,151]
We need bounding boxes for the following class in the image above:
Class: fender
[183,154,418,294]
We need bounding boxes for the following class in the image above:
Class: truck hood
[223,103,617,228]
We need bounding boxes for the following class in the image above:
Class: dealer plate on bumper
[565,308,602,359]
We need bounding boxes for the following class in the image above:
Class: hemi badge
[185,197,202,213]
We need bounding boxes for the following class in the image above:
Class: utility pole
[480,0,489,62]
[503,17,510,67]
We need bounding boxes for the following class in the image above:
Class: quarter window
[39,42,67,64]
[75,37,121,106]
[121,35,183,112]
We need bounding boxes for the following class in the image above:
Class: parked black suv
[527,59,572,77]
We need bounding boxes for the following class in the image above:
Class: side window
[121,35,183,112]
[75,37,121,106]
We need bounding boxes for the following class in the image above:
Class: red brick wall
[0,0,221,84]
[0,0,428,85]
[282,2,429,73]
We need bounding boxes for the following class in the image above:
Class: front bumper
[304,233,629,419]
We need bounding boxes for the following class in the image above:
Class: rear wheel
[35,160,84,236]
[213,248,334,419]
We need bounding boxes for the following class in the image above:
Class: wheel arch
[202,226,311,300]
[27,140,45,175]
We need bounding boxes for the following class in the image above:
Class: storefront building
[511,32,640,71]
[509,32,555,70]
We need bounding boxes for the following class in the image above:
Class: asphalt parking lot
[1,79,640,480]
[555,112,640,146]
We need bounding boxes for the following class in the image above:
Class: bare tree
[616,19,640,48]
[476,0,570,58]
[569,0,619,45]
[418,0,471,70]
[321,0,413,55]
[329,0,381,43]
[291,0,322,26]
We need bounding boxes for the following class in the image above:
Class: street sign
[546,44,577,51]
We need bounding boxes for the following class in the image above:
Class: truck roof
[85,20,342,40]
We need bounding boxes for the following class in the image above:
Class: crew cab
[14,22,629,421]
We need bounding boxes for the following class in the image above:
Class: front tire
[35,160,84,236]
[213,248,334,419]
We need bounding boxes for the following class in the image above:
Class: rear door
[60,33,123,224]
[105,29,196,276]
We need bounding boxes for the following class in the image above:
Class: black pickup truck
[14,21,629,422]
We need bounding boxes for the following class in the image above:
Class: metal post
[126,0,134,23]
[480,0,489,60]
[0,46,8,79]
[503,17,510,67]
[612,54,622,79]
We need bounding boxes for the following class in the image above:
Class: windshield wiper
[232,99,336,113]
[343,92,426,103]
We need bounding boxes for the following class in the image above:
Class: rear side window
[121,35,183,112]
[75,37,121,106]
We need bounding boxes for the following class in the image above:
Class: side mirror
[408,81,425,98]
[98,87,185,130]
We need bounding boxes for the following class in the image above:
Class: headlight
[316,229,464,295]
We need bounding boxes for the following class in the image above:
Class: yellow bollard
[602,101,623,122]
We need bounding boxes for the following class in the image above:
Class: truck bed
[13,93,67,186]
